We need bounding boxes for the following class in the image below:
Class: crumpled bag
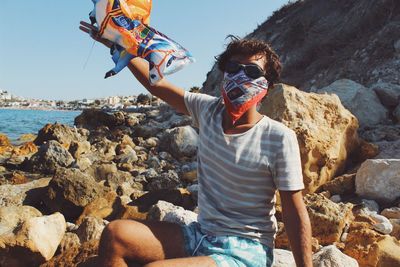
[90,0,195,84]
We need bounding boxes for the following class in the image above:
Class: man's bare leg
[143,257,216,267]
[98,219,216,267]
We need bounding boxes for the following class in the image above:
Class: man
[80,21,312,267]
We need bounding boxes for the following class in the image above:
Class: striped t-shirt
[184,91,304,248]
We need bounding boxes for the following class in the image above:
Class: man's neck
[222,107,264,134]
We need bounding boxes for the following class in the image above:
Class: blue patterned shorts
[181,222,274,267]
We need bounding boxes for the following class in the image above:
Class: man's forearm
[282,206,312,267]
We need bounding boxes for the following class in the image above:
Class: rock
[144,137,159,148]
[28,140,74,175]
[394,39,400,53]
[382,207,400,219]
[8,171,29,185]
[272,249,296,267]
[321,173,356,196]
[115,145,138,164]
[313,79,388,128]
[73,157,92,171]
[11,141,38,157]
[0,178,51,207]
[355,159,400,203]
[370,82,400,109]
[117,205,148,221]
[313,245,359,267]
[360,125,400,143]
[373,236,400,267]
[0,206,42,235]
[394,104,400,122]
[133,119,164,138]
[330,195,341,203]
[369,212,393,234]
[68,140,91,159]
[146,170,182,191]
[0,134,11,147]
[358,199,380,215]
[18,133,36,143]
[58,232,80,254]
[147,201,198,225]
[74,109,125,130]
[132,188,195,212]
[74,217,107,243]
[260,84,360,193]
[390,219,400,240]
[181,162,198,182]
[40,239,99,267]
[125,113,140,127]
[0,212,66,266]
[160,126,198,159]
[304,194,353,245]
[374,140,400,159]
[34,123,82,148]
[43,168,109,221]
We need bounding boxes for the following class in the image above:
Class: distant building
[0,90,12,101]
[107,96,121,106]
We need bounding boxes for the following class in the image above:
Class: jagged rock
[272,249,296,267]
[313,245,359,267]
[313,79,388,127]
[40,239,99,267]
[0,178,51,207]
[260,84,360,193]
[159,126,198,159]
[304,194,353,245]
[371,82,400,109]
[74,109,125,130]
[11,141,38,157]
[125,113,141,127]
[394,104,400,122]
[0,212,66,267]
[381,207,400,219]
[18,133,36,143]
[69,140,91,159]
[147,201,197,225]
[356,199,380,215]
[133,119,164,138]
[0,134,11,147]
[181,162,198,182]
[374,140,400,159]
[43,168,109,221]
[0,206,42,235]
[369,212,393,234]
[321,173,356,196]
[73,157,92,171]
[355,159,400,203]
[91,138,117,161]
[58,232,80,254]
[74,217,107,243]
[27,140,74,175]
[115,144,138,164]
[146,170,181,191]
[34,123,82,148]
[8,171,29,185]
[390,219,400,240]
[144,137,159,148]
[132,188,195,212]
[360,125,400,143]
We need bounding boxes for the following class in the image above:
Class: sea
[0,109,81,144]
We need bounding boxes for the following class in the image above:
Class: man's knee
[99,220,136,254]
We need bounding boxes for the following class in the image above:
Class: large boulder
[355,159,400,203]
[159,126,198,159]
[312,79,388,128]
[304,194,353,245]
[147,201,198,225]
[260,84,360,193]
[0,206,42,235]
[0,213,66,267]
[74,109,125,130]
[0,178,51,207]
[273,249,296,267]
[43,168,109,221]
[27,140,74,175]
[34,123,82,148]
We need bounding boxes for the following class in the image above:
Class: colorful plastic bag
[89,0,195,84]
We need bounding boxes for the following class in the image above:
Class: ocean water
[0,109,81,144]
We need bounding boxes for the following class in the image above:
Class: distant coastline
[0,107,80,112]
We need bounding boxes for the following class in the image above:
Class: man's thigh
[100,219,188,265]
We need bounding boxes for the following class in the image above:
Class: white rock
[369,212,393,234]
[163,209,198,225]
[313,245,359,267]
[359,199,380,215]
[381,207,400,219]
[0,206,42,235]
[148,201,198,225]
[315,79,388,127]
[355,159,400,203]
[330,195,341,203]
[272,249,296,267]
[74,216,107,243]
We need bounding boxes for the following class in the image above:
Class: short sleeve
[184,91,217,128]
[273,130,304,191]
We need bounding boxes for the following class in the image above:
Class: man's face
[229,53,267,76]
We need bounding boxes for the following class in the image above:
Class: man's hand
[78,21,189,115]
[280,190,312,267]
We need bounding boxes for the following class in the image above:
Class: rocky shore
[0,82,399,267]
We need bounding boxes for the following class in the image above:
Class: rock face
[260,84,360,193]
[202,0,400,97]
[313,79,388,128]
[28,140,74,174]
[304,194,353,245]
[313,245,359,267]
[43,168,109,221]
[74,109,125,130]
[355,159,400,203]
[159,126,198,159]
[0,213,66,267]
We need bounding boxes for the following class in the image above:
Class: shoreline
[0,107,81,112]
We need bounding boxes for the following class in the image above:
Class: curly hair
[216,37,282,88]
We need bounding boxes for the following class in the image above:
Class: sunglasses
[225,61,265,79]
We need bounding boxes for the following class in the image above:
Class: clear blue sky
[0,0,287,101]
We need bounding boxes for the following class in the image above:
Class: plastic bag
[89,0,195,84]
